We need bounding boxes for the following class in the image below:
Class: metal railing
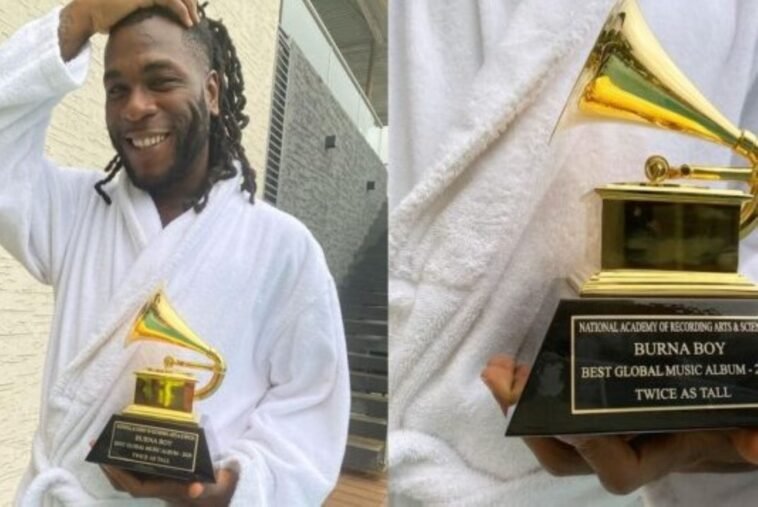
[263,30,291,205]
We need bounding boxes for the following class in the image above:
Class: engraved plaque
[571,316,758,414]
[506,281,758,436]
[87,415,214,482]
[108,421,200,472]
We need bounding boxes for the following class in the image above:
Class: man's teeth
[132,134,168,149]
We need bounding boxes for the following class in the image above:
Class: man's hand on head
[482,353,758,495]
[59,0,200,61]
[100,465,238,507]
[82,0,200,34]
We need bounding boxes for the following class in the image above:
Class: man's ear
[206,70,220,116]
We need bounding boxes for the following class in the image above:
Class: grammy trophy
[507,0,758,436]
[86,290,225,482]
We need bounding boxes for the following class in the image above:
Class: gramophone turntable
[86,290,225,482]
[507,0,758,436]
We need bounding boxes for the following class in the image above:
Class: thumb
[187,482,205,499]
[193,468,237,501]
[481,355,520,415]
[731,429,758,463]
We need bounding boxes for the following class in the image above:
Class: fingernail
[188,483,204,498]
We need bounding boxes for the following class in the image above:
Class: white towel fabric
[388,0,758,505]
[1,8,349,506]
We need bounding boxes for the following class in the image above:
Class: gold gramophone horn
[554,0,758,236]
[127,290,226,400]
[88,290,223,479]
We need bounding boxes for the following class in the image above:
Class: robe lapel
[45,175,240,462]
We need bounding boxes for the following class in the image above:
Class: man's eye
[150,78,181,90]
[106,85,127,99]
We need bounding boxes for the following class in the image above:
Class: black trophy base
[506,279,758,436]
[86,414,215,482]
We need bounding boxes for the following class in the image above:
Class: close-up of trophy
[86,290,226,482]
[508,0,758,436]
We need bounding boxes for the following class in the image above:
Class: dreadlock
[94,2,256,211]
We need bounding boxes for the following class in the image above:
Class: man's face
[103,16,219,195]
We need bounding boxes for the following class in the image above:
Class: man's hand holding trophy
[87,290,225,484]
[484,0,758,490]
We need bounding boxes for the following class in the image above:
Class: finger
[481,355,519,414]
[512,364,530,400]
[731,429,758,464]
[176,0,200,26]
[485,354,516,371]
[523,437,592,476]
[611,431,747,487]
[99,466,123,492]
[187,481,205,499]
[156,0,194,27]
[562,435,652,494]
[655,430,753,474]
[128,477,195,500]
[575,432,717,494]
[482,360,529,415]
[184,0,201,25]
[101,466,194,500]
[189,468,238,505]
[104,466,149,492]
[635,431,741,474]
[100,465,134,493]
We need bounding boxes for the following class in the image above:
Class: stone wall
[274,43,387,284]
[0,1,280,502]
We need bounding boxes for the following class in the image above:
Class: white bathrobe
[0,7,349,507]
[389,0,758,505]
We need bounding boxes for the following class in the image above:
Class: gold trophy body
[559,0,758,297]
[86,291,226,482]
[507,0,758,436]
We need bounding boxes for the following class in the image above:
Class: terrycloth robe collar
[22,174,239,507]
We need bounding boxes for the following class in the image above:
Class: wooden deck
[324,470,388,506]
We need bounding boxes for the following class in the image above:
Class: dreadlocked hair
[94,2,256,211]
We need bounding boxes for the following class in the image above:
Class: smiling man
[0,1,349,505]
[99,6,228,224]
[104,18,215,207]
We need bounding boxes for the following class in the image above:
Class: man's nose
[122,87,158,122]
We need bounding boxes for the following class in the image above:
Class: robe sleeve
[220,275,351,506]
[0,6,91,285]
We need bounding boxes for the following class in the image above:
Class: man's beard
[111,96,211,195]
